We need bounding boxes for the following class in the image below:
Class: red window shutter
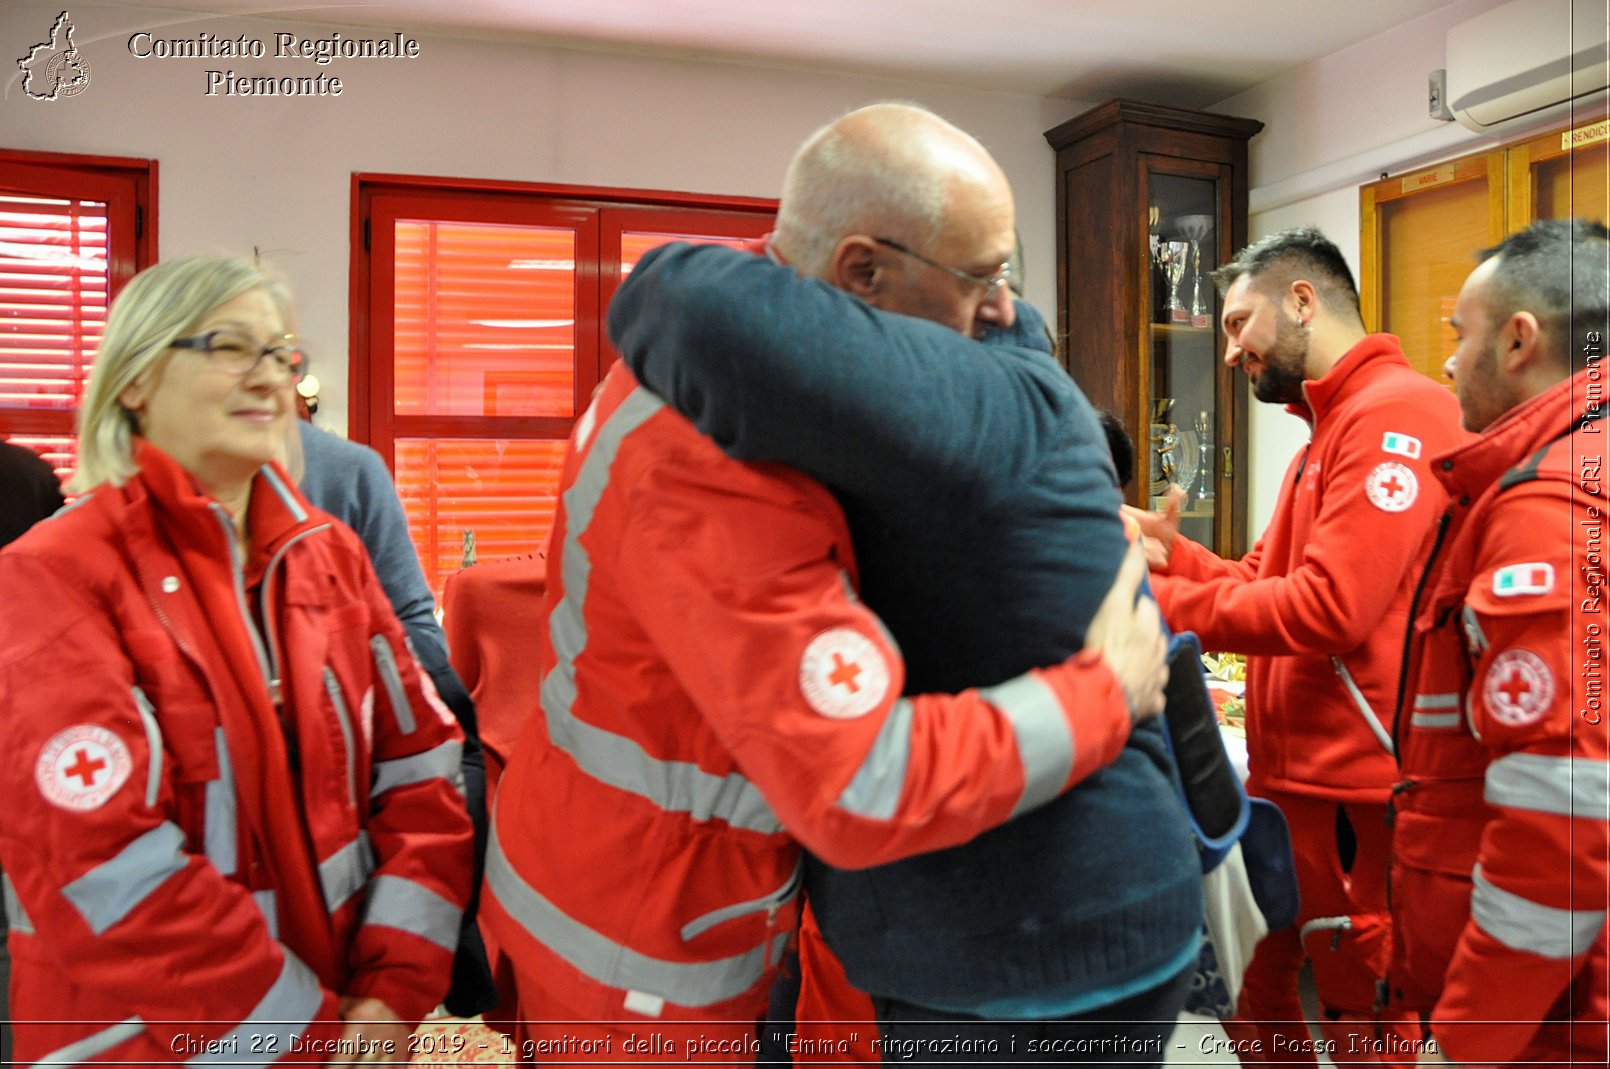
[0,152,154,488]
[356,179,774,599]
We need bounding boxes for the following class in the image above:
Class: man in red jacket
[1127,228,1467,1063]
[482,103,1171,1063]
[1390,218,1607,1067]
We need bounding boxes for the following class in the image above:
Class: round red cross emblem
[1483,648,1555,728]
[1365,461,1418,513]
[799,628,889,720]
[35,725,133,812]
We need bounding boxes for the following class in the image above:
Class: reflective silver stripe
[984,672,1076,818]
[188,950,323,1066]
[62,821,186,936]
[324,667,358,808]
[370,635,416,735]
[540,386,783,835]
[1470,863,1604,958]
[836,698,914,819]
[1332,655,1394,754]
[210,503,273,691]
[259,462,309,523]
[361,874,460,952]
[254,889,279,941]
[36,1016,144,1064]
[49,489,96,519]
[372,740,464,799]
[1412,712,1463,729]
[487,820,786,1008]
[205,726,238,877]
[3,871,34,935]
[1463,604,1489,655]
[132,686,163,808]
[1486,753,1610,818]
[319,832,374,913]
[680,862,802,942]
[1414,693,1460,710]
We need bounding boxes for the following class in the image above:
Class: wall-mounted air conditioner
[1446,0,1609,132]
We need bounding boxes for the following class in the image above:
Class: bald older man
[611,103,1204,1065]
[481,104,1173,1063]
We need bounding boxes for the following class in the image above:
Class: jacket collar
[1288,334,1412,426]
[1431,367,1597,501]
[130,439,317,577]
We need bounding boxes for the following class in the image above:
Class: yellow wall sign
[1401,165,1457,195]
[1563,120,1610,151]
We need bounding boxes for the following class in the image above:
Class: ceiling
[95,0,1466,106]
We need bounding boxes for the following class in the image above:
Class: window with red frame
[354,178,775,597]
[0,151,155,488]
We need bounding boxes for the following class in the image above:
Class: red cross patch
[799,628,889,720]
[1365,461,1418,513]
[1482,648,1555,728]
[35,725,134,812]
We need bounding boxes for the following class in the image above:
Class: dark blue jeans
[870,964,1191,1067]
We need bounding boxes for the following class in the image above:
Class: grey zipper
[680,861,803,943]
[1331,655,1394,754]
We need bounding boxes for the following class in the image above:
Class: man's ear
[829,236,881,301]
[1288,279,1318,325]
[1500,310,1543,373]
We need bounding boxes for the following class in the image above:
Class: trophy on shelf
[1193,410,1215,505]
[1148,206,1168,323]
[1162,241,1191,323]
[1177,214,1214,328]
[1149,398,1178,508]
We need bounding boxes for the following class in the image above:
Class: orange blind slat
[393,221,578,419]
[0,195,107,454]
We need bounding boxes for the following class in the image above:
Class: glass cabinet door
[1145,169,1227,550]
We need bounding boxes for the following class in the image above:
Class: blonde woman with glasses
[0,255,473,1067]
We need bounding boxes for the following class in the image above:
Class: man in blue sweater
[611,102,1201,1065]
[293,419,496,1017]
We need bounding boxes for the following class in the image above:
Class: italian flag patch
[1381,431,1422,459]
[1492,562,1554,597]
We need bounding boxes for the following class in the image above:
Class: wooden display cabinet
[1045,101,1262,557]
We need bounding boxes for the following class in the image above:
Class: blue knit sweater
[611,244,1201,1011]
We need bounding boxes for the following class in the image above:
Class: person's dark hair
[1476,218,1610,373]
[1096,408,1134,489]
[1210,226,1362,323]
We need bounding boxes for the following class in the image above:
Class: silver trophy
[1177,214,1213,327]
[1194,410,1215,504]
[1163,241,1190,323]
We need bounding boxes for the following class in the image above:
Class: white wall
[1209,0,1513,535]
[2,1,1091,432]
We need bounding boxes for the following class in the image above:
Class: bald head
[773,103,1013,277]
[772,102,1018,335]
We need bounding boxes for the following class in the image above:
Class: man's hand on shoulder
[1086,538,1168,722]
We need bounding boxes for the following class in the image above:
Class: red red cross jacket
[1390,368,1608,1066]
[482,363,1138,1022]
[0,442,474,1066]
[1153,335,1467,800]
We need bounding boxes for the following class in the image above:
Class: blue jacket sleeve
[609,243,1088,510]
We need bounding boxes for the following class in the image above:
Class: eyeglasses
[170,330,305,379]
[872,236,1013,300]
